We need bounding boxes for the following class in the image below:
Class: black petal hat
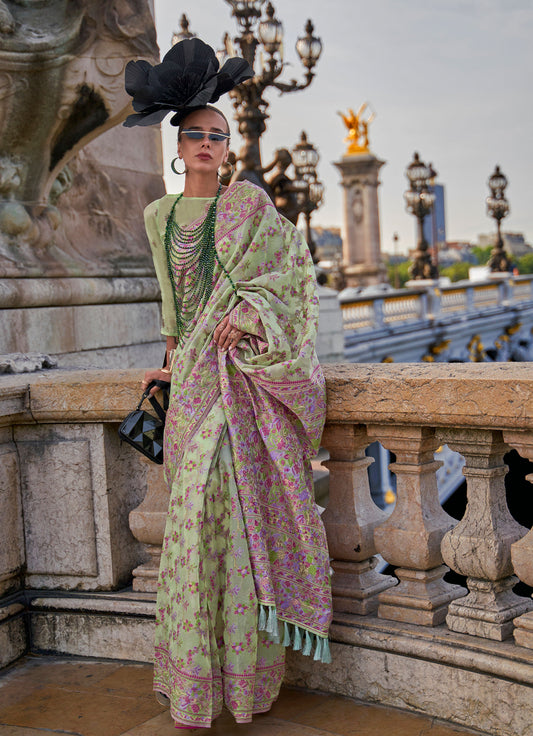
[123,38,253,128]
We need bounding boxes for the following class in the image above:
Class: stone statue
[0,0,161,278]
[338,103,375,156]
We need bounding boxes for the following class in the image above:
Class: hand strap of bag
[137,380,169,422]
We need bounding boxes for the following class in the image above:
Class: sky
[153,0,533,254]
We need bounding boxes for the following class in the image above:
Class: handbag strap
[136,380,169,423]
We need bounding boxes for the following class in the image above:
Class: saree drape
[144,180,332,728]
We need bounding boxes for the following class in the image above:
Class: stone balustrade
[340,275,533,332]
[1,363,533,735]
[341,275,533,363]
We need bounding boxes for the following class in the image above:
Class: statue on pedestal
[338,103,375,156]
[334,102,387,289]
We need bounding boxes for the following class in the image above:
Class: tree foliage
[517,253,533,274]
[386,261,411,288]
[471,245,493,265]
[440,262,471,282]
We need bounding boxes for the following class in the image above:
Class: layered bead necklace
[163,184,237,346]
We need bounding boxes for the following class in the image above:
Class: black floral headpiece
[123,38,253,128]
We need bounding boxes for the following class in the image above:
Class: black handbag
[118,380,170,464]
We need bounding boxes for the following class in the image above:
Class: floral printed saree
[144,180,332,728]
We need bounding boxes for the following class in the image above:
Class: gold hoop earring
[171,157,186,175]
[218,161,235,182]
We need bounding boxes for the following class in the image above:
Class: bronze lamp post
[172,2,323,225]
[404,152,438,280]
[292,131,324,260]
[216,1,322,188]
[486,165,511,272]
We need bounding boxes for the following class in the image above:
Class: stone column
[128,460,168,593]
[440,429,532,641]
[370,425,464,625]
[320,423,396,615]
[333,154,388,288]
[502,430,533,648]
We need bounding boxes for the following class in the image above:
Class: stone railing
[341,276,533,363]
[1,364,533,735]
[340,275,533,331]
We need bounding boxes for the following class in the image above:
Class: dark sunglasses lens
[184,131,204,140]
[208,133,227,142]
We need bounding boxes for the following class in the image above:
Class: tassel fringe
[257,604,331,663]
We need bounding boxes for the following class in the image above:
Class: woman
[126,39,332,731]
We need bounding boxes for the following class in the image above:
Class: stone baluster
[320,423,396,615]
[128,460,168,593]
[502,430,533,648]
[440,429,532,640]
[370,425,464,625]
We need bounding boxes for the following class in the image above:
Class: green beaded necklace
[163,184,237,346]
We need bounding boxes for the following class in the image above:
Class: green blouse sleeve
[144,198,178,337]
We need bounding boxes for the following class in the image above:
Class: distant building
[477,232,532,258]
[422,183,446,249]
[311,226,343,261]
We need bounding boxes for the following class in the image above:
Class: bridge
[339,274,533,363]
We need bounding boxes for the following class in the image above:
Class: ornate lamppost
[291,131,324,261]
[171,14,195,45]
[404,152,438,280]
[486,165,511,273]
[172,3,323,223]
[215,1,322,189]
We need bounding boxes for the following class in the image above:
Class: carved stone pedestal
[514,613,533,648]
[333,154,388,288]
[128,461,168,593]
[330,558,394,616]
[321,424,396,615]
[378,565,461,626]
[371,426,464,626]
[503,429,533,649]
[441,429,532,641]
[446,576,531,641]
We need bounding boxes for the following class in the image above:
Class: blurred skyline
[153,0,533,254]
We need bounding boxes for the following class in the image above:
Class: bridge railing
[340,275,533,331]
[320,362,533,643]
[1,364,533,734]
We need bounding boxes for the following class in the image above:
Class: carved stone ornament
[0,0,161,278]
[352,188,364,224]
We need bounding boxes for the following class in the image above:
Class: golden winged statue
[338,102,375,155]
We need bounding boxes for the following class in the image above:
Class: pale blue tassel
[321,637,332,664]
[283,621,291,647]
[266,606,277,635]
[314,636,323,661]
[293,626,302,651]
[302,629,312,656]
[258,605,267,631]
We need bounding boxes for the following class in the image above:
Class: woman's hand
[213,316,246,352]
[141,369,171,396]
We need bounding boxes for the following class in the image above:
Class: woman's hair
[178,105,231,139]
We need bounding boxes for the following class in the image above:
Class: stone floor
[0,656,488,736]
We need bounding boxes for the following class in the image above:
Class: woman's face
[177,108,229,176]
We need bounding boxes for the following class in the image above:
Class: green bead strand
[163,185,238,347]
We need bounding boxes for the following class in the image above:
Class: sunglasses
[181,130,230,142]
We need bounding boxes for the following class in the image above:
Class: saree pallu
[144,180,332,728]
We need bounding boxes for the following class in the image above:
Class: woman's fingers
[141,370,170,394]
[214,316,246,351]
[213,316,230,345]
